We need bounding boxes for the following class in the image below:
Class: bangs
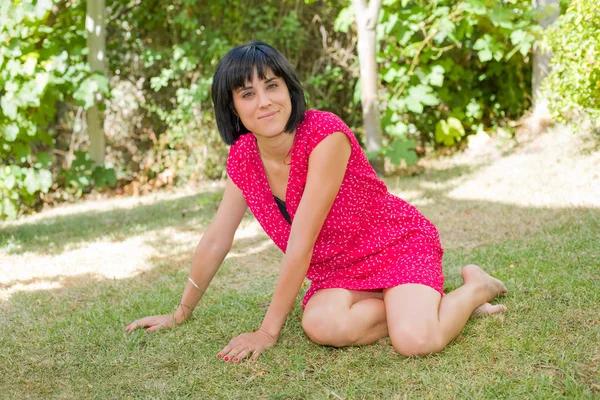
[224,46,284,92]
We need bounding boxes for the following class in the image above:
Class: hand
[217,328,278,363]
[125,313,181,334]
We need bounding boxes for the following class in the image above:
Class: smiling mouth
[258,111,278,119]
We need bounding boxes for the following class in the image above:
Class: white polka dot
[227,111,445,308]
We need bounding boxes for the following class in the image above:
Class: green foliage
[0,0,104,219]
[1,0,546,217]
[352,0,538,165]
[543,0,600,125]
[435,117,466,146]
[60,151,116,197]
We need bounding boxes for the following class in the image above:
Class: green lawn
[1,128,599,399]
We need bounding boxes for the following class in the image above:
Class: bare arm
[125,177,247,333]
[260,132,352,338]
[218,132,351,361]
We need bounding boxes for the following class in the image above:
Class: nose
[257,88,272,108]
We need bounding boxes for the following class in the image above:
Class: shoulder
[301,110,348,129]
[298,110,354,153]
[226,133,254,185]
[227,133,254,161]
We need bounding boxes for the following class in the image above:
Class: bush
[542,0,600,125]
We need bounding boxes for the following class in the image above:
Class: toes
[472,303,507,317]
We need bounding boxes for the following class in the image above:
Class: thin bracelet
[178,303,194,318]
[188,276,204,294]
[254,328,277,342]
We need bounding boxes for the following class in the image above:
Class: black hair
[211,41,307,145]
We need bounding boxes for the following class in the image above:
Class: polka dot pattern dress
[227,110,444,308]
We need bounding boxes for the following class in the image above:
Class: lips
[258,110,279,119]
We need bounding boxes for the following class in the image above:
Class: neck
[255,132,295,164]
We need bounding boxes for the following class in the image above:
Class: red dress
[227,110,444,308]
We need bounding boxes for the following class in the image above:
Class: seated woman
[125,41,508,362]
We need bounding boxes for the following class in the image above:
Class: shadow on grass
[0,162,486,258]
[0,191,223,256]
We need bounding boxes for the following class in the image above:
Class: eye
[267,83,278,90]
[241,91,254,99]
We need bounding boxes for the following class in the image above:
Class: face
[232,69,292,138]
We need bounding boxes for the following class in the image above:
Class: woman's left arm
[218,132,351,363]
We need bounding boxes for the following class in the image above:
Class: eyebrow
[236,77,278,92]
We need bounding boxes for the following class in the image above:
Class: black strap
[273,195,291,224]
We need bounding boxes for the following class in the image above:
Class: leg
[302,288,387,347]
[384,264,508,357]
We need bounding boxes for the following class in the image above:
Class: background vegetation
[0,0,598,219]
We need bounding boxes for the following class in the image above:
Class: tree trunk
[531,0,559,127]
[86,0,107,165]
[353,0,384,175]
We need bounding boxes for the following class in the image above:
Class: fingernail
[233,358,238,362]
[224,356,229,361]
[216,354,222,359]
[251,358,255,362]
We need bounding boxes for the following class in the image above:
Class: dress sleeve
[306,111,357,156]
[226,141,244,190]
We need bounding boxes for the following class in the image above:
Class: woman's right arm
[125,177,247,333]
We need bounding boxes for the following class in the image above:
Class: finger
[223,346,245,363]
[217,343,234,360]
[125,320,141,332]
[124,321,136,332]
[145,323,164,334]
[250,349,262,362]
[232,348,253,363]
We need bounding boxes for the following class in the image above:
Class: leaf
[386,122,408,138]
[428,65,445,87]
[23,168,39,194]
[405,84,439,113]
[435,119,449,144]
[462,0,487,16]
[408,84,439,106]
[447,117,465,137]
[489,6,514,29]
[23,56,37,75]
[2,198,17,219]
[478,48,493,62]
[92,166,116,187]
[1,94,18,120]
[406,100,424,114]
[383,67,398,83]
[34,0,54,19]
[74,74,110,109]
[386,139,418,166]
[2,123,19,141]
[435,118,465,146]
[510,29,527,46]
[38,169,53,193]
[3,172,16,190]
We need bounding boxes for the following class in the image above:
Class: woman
[125,42,508,362]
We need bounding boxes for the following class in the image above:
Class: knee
[302,309,355,347]
[390,325,443,357]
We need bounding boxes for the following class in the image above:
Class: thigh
[383,284,441,334]
[304,288,382,316]
[302,288,385,346]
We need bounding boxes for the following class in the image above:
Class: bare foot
[461,264,509,303]
[471,302,507,317]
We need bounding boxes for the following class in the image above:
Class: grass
[1,126,599,399]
